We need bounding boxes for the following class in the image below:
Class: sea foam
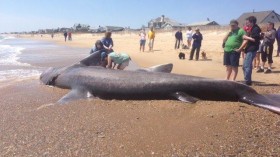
[0,44,30,66]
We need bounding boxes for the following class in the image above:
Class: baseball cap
[230,20,238,26]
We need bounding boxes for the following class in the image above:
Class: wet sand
[1,80,280,156]
[1,31,280,156]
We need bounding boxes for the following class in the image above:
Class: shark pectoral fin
[57,88,92,104]
[171,92,199,103]
[142,63,173,73]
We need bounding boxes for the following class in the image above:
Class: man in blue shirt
[175,28,183,49]
[241,16,261,86]
[189,28,203,60]
[101,31,114,53]
[276,26,280,57]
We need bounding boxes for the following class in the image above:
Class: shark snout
[40,67,58,85]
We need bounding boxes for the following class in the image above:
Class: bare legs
[187,39,191,48]
[149,39,154,51]
[226,66,238,81]
[140,45,145,52]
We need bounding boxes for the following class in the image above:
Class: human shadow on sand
[237,81,279,87]
[253,81,279,87]
[199,59,212,61]
[272,70,280,74]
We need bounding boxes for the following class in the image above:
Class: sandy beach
[1,31,280,156]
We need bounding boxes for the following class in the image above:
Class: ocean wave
[0,69,41,82]
[0,35,15,42]
[0,45,30,66]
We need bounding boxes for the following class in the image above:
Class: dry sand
[1,31,280,156]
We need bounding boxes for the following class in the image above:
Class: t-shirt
[101,37,114,48]
[186,30,193,39]
[192,33,203,48]
[224,28,246,52]
[148,31,155,39]
[140,32,146,40]
[108,52,130,64]
[175,31,183,40]
[263,29,276,46]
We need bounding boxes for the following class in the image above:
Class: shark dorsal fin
[137,63,173,73]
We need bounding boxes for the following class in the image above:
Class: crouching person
[107,52,130,70]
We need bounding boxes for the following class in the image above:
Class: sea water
[0,35,89,87]
[0,35,41,85]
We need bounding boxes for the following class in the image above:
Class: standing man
[239,16,261,86]
[189,28,203,60]
[257,22,276,73]
[276,26,280,57]
[223,20,246,81]
[63,31,68,42]
[148,27,155,51]
[175,28,183,49]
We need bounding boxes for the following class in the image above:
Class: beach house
[237,10,280,26]
[148,15,186,30]
[73,23,90,32]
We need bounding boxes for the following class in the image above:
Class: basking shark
[40,62,280,114]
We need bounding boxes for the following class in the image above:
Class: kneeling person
[107,52,130,70]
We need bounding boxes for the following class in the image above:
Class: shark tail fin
[240,94,280,114]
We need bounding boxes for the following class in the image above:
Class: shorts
[223,51,241,67]
[140,40,146,46]
[261,45,273,63]
[119,60,129,69]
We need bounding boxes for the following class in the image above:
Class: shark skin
[40,64,280,114]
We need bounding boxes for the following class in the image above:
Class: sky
[0,0,279,33]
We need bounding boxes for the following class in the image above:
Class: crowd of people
[84,16,280,86]
[139,16,279,86]
[223,16,280,85]
[62,31,72,42]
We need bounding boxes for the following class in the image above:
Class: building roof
[149,17,173,23]
[237,10,280,24]
[162,21,186,27]
[187,21,219,27]
[149,16,186,27]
